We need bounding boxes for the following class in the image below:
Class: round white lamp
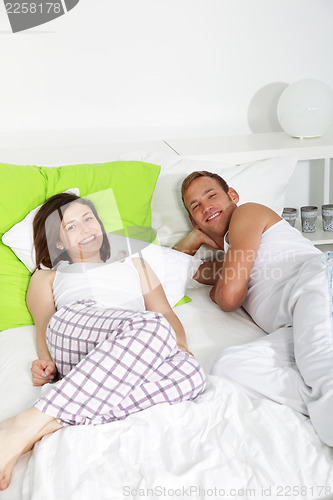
[277,79,333,138]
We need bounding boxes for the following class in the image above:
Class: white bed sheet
[1,284,333,500]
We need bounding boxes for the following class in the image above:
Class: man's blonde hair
[181,171,229,211]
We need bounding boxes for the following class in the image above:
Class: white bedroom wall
[0,0,332,206]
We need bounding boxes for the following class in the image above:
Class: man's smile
[206,211,221,222]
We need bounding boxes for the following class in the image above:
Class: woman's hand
[177,342,194,357]
[31,359,58,386]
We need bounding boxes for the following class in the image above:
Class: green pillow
[41,161,159,230]
[0,160,160,332]
[0,163,46,234]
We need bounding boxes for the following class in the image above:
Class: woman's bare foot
[0,407,62,490]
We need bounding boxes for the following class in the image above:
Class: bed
[1,135,333,500]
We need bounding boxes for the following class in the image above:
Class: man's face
[183,176,238,238]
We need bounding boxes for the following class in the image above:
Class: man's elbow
[215,288,246,312]
[218,298,241,312]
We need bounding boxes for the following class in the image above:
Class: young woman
[0,193,205,491]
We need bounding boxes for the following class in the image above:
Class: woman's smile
[79,235,97,245]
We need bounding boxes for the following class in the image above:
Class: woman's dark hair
[33,192,110,271]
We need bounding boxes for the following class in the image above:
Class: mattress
[1,283,333,500]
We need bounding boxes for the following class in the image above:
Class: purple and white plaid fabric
[34,300,206,426]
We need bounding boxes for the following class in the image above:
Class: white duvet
[1,285,333,500]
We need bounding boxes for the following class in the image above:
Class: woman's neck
[71,251,104,264]
[71,257,104,264]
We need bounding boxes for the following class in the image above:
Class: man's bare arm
[174,228,220,256]
[193,260,224,285]
[211,204,281,311]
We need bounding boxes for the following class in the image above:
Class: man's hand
[194,229,220,249]
[31,359,58,386]
[209,285,217,304]
[174,229,220,256]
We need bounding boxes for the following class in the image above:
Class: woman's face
[57,202,104,263]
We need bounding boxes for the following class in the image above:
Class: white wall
[1,0,332,139]
[0,0,332,205]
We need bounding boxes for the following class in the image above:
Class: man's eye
[209,194,216,199]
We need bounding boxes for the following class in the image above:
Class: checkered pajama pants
[33,300,206,426]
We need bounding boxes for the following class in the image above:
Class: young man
[175,170,333,447]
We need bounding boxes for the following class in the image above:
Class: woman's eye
[67,225,75,231]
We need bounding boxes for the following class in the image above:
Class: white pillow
[106,233,201,307]
[129,151,298,247]
[2,188,80,272]
[134,243,202,307]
